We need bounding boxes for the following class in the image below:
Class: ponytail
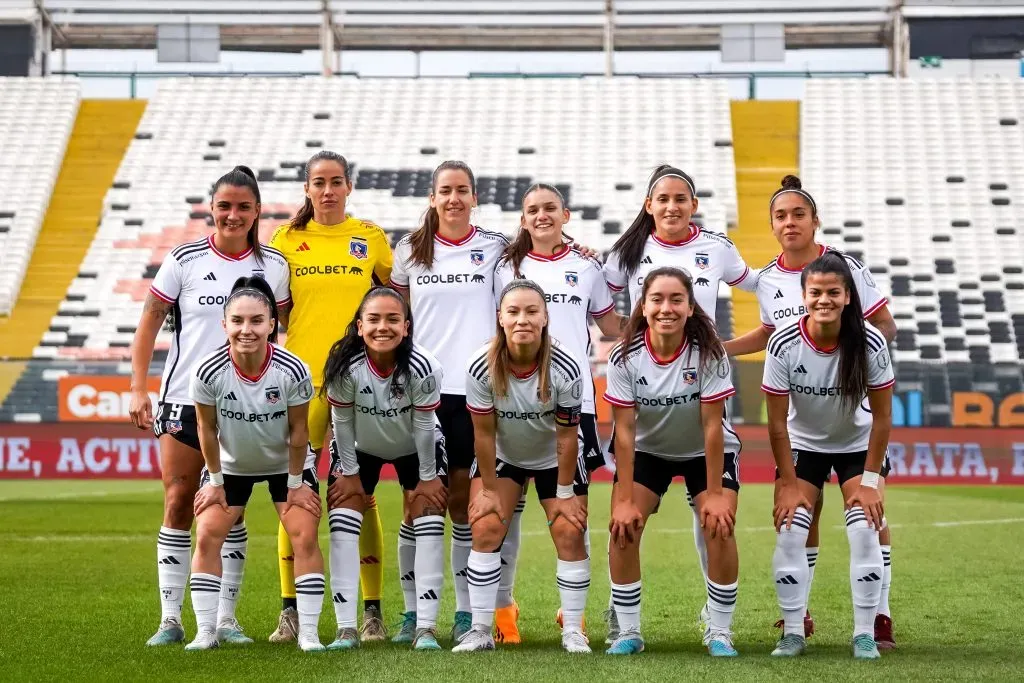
[212,165,264,266]
[489,280,552,402]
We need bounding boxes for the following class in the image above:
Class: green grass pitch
[1,481,1022,681]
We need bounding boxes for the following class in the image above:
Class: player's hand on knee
[773,481,811,531]
[548,495,586,534]
[286,483,322,517]
[700,490,735,539]
[846,485,883,530]
[194,483,228,516]
[609,499,644,549]
[468,487,503,526]
[328,475,364,509]
[413,476,447,512]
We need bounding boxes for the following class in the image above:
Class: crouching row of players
[188,250,892,658]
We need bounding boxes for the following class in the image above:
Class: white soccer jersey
[464,341,584,470]
[603,226,753,318]
[604,330,741,461]
[150,236,291,405]
[757,245,888,331]
[761,317,895,452]
[189,343,315,476]
[494,247,615,414]
[390,226,509,395]
[326,344,443,460]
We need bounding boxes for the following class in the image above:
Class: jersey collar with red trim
[232,344,274,383]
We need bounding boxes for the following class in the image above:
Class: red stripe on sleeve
[862,298,889,319]
[591,301,616,318]
[868,378,895,391]
[149,286,174,303]
[761,384,789,396]
[603,393,635,408]
[726,267,750,287]
[700,388,736,404]
[414,400,442,412]
[466,404,493,415]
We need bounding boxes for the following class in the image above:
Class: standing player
[492,183,626,641]
[186,277,325,652]
[389,160,509,642]
[268,150,393,642]
[725,175,898,647]
[129,166,290,646]
[603,164,754,633]
[604,267,741,657]
[454,280,590,654]
[763,252,893,660]
[321,287,449,651]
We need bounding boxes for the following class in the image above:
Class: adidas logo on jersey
[641,255,653,264]
[419,589,439,600]
[794,365,808,374]
[774,289,784,300]
[296,242,311,252]
[636,376,649,386]
[203,272,217,281]
[224,391,238,400]
[360,385,373,395]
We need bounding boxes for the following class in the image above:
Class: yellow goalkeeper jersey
[268,216,393,386]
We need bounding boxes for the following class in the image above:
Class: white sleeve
[589,265,616,318]
[464,356,493,415]
[761,347,791,395]
[411,363,443,411]
[269,263,291,307]
[851,260,888,318]
[603,251,627,293]
[150,254,182,304]
[412,409,438,482]
[700,355,737,403]
[603,350,635,407]
[758,284,776,330]
[389,240,410,289]
[868,345,896,391]
[723,241,754,291]
[189,364,217,405]
[327,373,359,475]
[286,361,314,406]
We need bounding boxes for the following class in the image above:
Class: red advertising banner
[58,376,161,422]
[1,423,1023,484]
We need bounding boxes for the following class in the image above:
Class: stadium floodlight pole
[604,0,615,77]
[320,0,333,76]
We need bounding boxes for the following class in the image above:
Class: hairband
[649,172,696,198]
[500,279,545,300]
[771,188,817,214]
[227,287,273,307]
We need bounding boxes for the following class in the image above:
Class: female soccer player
[492,183,625,641]
[604,267,742,657]
[604,164,754,634]
[320,287,449,651]
[186,277,325,652]
[268,151,393,642]
[725,175,898,648]
[453,280,589,654]
[762,251,893,660]
[129,166,290,647]
[389,160,510,642]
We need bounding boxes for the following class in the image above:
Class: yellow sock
[278,522,296,606]
[359,495,384,604]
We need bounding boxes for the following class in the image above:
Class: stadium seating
[802,78,1024,423]
[0,78,80,314]
[37,76,738,359]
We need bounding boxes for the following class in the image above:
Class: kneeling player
[186,277,325,652]
[762,252,893,660]
[454,280,590,653]
[604,267,741,657]
[322,287,448,651]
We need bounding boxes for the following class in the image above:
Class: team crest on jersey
[166,420,182,434]
[265,387,282,404]
[695,253,710,270]
[349,237,368,260]
[470,249,485,266]
[565,271,579,287]
[682,368,698,385]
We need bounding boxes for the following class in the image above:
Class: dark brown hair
[501,183,571,278]
[212,165,263,265]
[406,160,477,269]
[288,150,351,231]
[770,174,818,219]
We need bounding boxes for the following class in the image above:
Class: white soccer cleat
[562,629,592,654]
[269,607,298,643]
[298,630,326,652]
[217,617,253,645]
[451,626,495,652]
[146,617,185,646]
[184,628,219,651]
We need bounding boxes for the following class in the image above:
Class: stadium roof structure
[33,0,906,52]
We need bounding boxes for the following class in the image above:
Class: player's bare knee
[471,516,505,551]
[289,526,320,558]
[550,518,586,557]
[163,484,196,529]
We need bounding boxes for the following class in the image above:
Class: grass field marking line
[0,485,162,502]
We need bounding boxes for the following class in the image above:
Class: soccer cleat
[216,618,253,645]
[603,609,620,645]
[413,627,442,651]
[452,626,495,652]
[771,634,806,657]
[704,630,739,657]
[874,614,896,650]
[359,606,387,642]
[146,617,185,646]
[494,600,520,644]
[392,611,417,643]
[773,610,815,638]
[556,608,587,633]
[852,633,880,660]
[697,602,711,633]
[451,611,473,643]
[184,628,219,651]
[269,607,298,643]
[326,627,360,651]
[298,631,325,652]
[562,629,592,654]
[606,631,645,655]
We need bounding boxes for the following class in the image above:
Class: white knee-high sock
[295,573,325,639]
[772,507,811,636]
[189,572,221,633]
[879,544,892,618]
[398,522,417,614]
[556,558,590,632]
[328,509,362,628]
[413,515,446,629]
[466,550,501,630]
[497,495,526,608]
[846,507,883,638]
[804,546,819,610]
[706,579,738,633]
[451,523,473,614]
[157,526,191,622]
[610,580,642,634]
[218,522,247,624]
[687,491,710,582]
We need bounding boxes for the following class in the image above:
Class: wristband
[208,471,224,487]
[287,473,304,489]
[556,484,575,499]
[861,471,880,489]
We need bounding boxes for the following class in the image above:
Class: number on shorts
[168,403,183,421]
